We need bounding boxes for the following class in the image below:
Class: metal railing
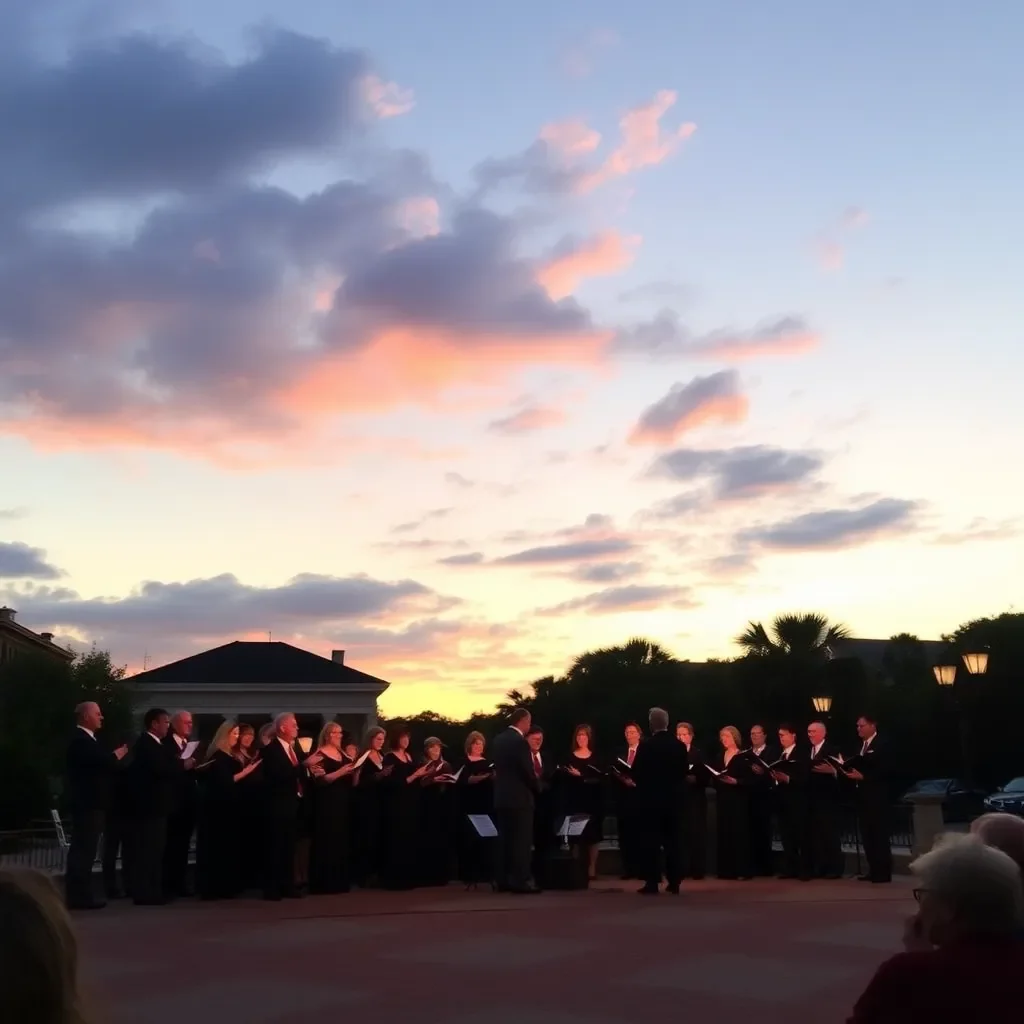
[0,823,68,873]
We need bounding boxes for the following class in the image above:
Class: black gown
[352,754,388,886]
[682,744,709,879]
[456,757,495,884]
[712,749,752,879]
[418,759,456,886]
[236,753,263,889]
[559,753,605,845]
[308,751,354,894]
[380,752,420,890]
[195,750,242,900]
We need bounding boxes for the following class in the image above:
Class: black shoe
[870,877,892,884]
[777,873,797,880]
[637,884,659,895]
[283,889,304,899]
[664,883,680,895]
[68,899,106,911]
[857,874,871,881]
[263,893,282,902]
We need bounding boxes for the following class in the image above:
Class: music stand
[466,814,498,890]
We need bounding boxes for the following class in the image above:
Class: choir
[63,702,891,910]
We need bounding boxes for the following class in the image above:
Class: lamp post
[812,695,832,715]
[932,651,988,786]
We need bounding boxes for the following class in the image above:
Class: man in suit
[847,714,892,883]
[677,722,707,880]
[615,722,645,880]
[64,701,128,910]
[162,709,197,899]
[807,720,844,879]
[632,707,688,895]
[261,711,304,901]
[771,723,810,880]
[526,725,557,888]
[747,722,779,877]
[125,708,176,905]
[491,707,540,894]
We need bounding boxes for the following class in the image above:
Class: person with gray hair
[260,712,304,900]
[848,834,1024,1023]
[970,812,1024,876]
[631,707,688,894]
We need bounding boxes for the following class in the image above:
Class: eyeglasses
[912,888,928,902]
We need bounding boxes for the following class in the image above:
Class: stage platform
[75,876,915,1023]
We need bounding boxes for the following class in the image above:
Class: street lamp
[933,664,957,686]
[297,736,313,754]
[962,651,989,675]
[812,695,832,714]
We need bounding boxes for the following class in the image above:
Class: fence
[0,821,68,873]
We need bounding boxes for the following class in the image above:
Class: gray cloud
[739,497,920,550]
[640,492,704,520]
[616,311,818,361]
[498,537,635,565]
[649,445,824,499]
[444,472,476,489]
[630,370,745,444]
[570,560,645,583]
[0,541,63,579]
[0,506,28,520]
[540,584,693,615]
[471,140,586,199]
[391,508,452,534]
[437,551,485,566]
[6,571,449,637]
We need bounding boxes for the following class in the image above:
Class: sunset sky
[2,1,1021,716]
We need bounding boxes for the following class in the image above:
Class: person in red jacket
[848,835,1024,1024]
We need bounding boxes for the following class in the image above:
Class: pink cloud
[629,370,748,446]
[816,205,868,271]
[578,90,696,193]
[360,74,415,118]
[393,196,440,238]
[489,404,567,435]
[537,231,640,299]
[539,119,603,160]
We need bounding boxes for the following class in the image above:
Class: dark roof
[0,607,75,661]
[127,641,389,690]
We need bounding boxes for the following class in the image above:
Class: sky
[1,0,1022,717]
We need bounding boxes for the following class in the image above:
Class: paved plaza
[75,877,914,1023]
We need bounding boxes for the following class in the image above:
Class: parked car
[982,777,1024,817]
[900,778,988,823]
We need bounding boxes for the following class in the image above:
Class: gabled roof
[127,641,389,690]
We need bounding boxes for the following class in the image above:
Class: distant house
[126,641,389,742]
[0,606,75,666]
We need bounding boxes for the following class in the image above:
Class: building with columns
[126,640,389,742]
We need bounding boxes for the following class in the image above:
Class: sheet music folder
[180,740,199,760]
[556,813,590,839]
[467,814,498,838]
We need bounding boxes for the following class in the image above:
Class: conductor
[491,707,540,894]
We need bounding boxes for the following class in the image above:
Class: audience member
[848,835,1024,1023]
[0,869,89,1024]
[970,812,1024,875]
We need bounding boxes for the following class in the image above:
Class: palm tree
[735,613,851,662]
[568,637,674,679]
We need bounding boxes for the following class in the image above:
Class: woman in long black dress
[196,720,259,900]
[677,721,708,880]
[352,726,390,887]
[381,727,432,890]
[456,730,495,886]
[561,724,605,881]
[711,725,752,880]
[233,724,262,889]
[417,737,457,886]
[308,721,357,894]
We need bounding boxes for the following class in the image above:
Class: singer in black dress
[711,725,752,880]
[308,722,357,895]
[380,728,431,890]
[417,737,457,886]
[233,724,262,890]
[456,731,495,885]
[352,727,390,887]
[677,722,708,880]
[560,724,605,880]
[196,721,260,900]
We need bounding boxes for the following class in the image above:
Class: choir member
[456,731,495,887]
[747,723,778,877]
[125,708,176,905]
[380,727,431,890]
[492,708,540,894]
[527,725,557,888]
[633,707,687,895]
[807,720,844,879]
[711,725,752,880]
[161,710,198,900]
[101,747,131,900]
[676,722,708,880]
[561,724,605,881]
[233,723,263,890]
[849,714,892,883]
[418,737,457,886]
[307,721,357,895]
[771,724,810,880]
[260,712,305,901]
[352,726,391,887]
[64,701,128,910]
[195,720,259,900]
[258,722,275,747]
[614,722,644,879]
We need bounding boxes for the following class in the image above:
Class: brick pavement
[74,877,915,1023]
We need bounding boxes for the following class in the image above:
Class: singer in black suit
[125,708,176,905]
[747,724,779,877]
[162,710,198,899]
[64,702,127,909]
[260,712,305,900]
[772,725,810,880]
[527,727,558,888]
[491,708,540,893]
[850,715,892,883]
[806,721,844,879]
[632,707,688,894]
